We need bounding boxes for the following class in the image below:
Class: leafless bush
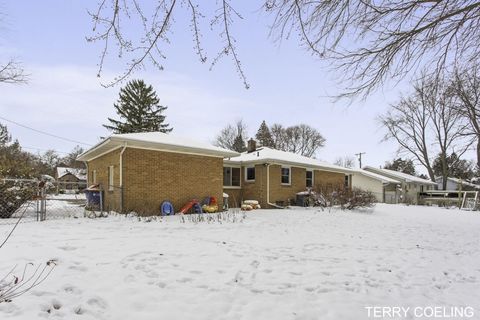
[0,260,56,303]
[323,188,377,210]
[0,204,56,304]
[179,208,246,224]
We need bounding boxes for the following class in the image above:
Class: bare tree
[451,65,480,169]
[271,123,287,151]
[270,123,325,157]
[380,80,436,181]
[213,119,248,151]
[380,76,471,184]
[428,81,473,189]
[89,1,480,98]
[334,156,355,168]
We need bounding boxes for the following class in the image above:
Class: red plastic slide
[179,199,201,214]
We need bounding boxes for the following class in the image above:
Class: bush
[0,181,35,219]
[326,188,376,210]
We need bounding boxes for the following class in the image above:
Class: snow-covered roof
[363,166,437,185]
[225,147,353,173]
[352,169,400,184]
[436,176,480,189]
[77,132,239,161]
[56,167,87,181]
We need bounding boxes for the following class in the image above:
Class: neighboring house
[363,166,437,204]
[77,132,238,214]
[436,176,480,191]
[223,140,353,208]
[55,167,87,191]
[351,169,400,203]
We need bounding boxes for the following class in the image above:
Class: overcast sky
[0,1,443,170]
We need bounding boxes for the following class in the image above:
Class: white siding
[351,173,384,202]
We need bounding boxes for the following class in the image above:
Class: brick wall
[87,148,122,212]
[223,164,346,208]
[241,164,268,207]
[313,170,345,192]
[268,165,307,206]
[122,148,224,215]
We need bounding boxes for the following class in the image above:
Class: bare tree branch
[87,0,249,88]
[0,60,28,84]
[267,0,480,99]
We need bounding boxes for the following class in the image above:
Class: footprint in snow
[63,284,82,295]
[87,296,108,310]
[68,265,88,272]
[176,277,193,283]
[58,246,78,251]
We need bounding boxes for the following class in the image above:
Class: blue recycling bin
[85,186,103,210]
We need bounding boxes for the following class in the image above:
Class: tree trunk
[477,137,480,171]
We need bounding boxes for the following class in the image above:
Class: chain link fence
[0,178,89,225]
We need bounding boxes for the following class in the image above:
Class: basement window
[245,166,255,182]
[281,167,291,185]
[306,170,313,188]
[223,167,241,187]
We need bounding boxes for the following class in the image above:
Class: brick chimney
[247,139,257,153]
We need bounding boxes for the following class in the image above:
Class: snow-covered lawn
[1,204,479,319]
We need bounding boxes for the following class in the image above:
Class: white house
[363,166,437,204]
[351,169,400,203]
[436,176,480,191]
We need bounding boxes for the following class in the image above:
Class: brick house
[77,132,238,214]
[223,140,353,208]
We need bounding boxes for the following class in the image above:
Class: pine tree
[232,133,247,152]
[103,79,173,134]
[255,120,274,147]
[0,123,11,146]
[384,158,416,175]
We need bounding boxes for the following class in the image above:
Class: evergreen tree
[104,79,173,134]
[384,158,416,175]
[255,120,274,147]
[0,123,11,146]
[232,133,247,153]
[433,153,475,180]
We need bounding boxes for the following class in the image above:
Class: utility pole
[355,152,366,168]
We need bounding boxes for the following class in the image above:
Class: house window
[306,170,313,188]
[344,175,350,188]
[223,167,241,187]
[92,170,97,184]
[245,166,255,182]
[108,166,114,191]
[281,167,291,185]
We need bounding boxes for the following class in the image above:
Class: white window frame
[306,169,314,188]
[245,166,256,182]
[281,166,291,185]
[92,170,97,184]
[108,166,114,191]
[223,166,241,188]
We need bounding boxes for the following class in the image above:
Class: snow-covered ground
[1,204,479,319]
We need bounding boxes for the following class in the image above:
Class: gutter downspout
[266,163,284,209]
[119,143,127,213]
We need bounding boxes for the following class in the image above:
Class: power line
[0,115,93,146]
[21,146,72,155]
